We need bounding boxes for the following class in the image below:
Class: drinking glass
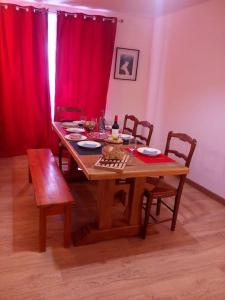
[79,115,87,127]
[128,138,138,156]
[105,119,112,131]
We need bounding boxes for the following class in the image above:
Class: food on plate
[106,135,123,144]
[68,133,82,141]
[102,145,124,160]
[112,134,119,140]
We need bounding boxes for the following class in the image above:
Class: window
[48,13,57,119]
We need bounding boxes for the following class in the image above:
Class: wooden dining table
[52,122,189,245]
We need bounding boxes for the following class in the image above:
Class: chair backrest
[165,131,197,167]
[122,114,138,135]
[56,106,84,122]
[134,120,154,146]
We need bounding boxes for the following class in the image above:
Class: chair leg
[171,175,186,231]
[64,204,72,248]
[114,190,127,207]
[142,194,153,239]
[171,195,182,231]
[39,207,47,252]
[156,197,161,216]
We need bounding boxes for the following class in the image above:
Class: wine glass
[105,119,112,131]
[79,115,87,127]
[128,138,138,156]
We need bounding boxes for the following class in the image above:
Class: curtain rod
[0,3,124,23]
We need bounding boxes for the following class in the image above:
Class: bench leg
[28,168,32,183]
[39,208,47,252]
[64,204,72,248]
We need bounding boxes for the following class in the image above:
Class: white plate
[120,134,133,140]
[66,127,85,133]
[77,141,101,149]
[65,134,87,141]
[72,121,80,126]
[62,122,74,128]
[79,120,86,124]
[137,147,161,156]
[105,124,112,130]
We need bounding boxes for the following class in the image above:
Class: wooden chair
[141,131,197,239]
[114,114,138,205]
[134,120,154,146]
[56,106,84,171]
[122,114,138,135]
[116,117,153,208]
[56,106,84,122]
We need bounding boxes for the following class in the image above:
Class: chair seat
[145,178,177,198]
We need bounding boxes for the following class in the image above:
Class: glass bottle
[112,115,119,136]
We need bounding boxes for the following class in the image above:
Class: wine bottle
[112,115,119,136]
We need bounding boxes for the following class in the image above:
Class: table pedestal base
[72,224,142,246]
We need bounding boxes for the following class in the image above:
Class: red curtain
[0,4,52,157]
[55,12,117,120]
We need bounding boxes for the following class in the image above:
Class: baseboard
[186,178,225,205]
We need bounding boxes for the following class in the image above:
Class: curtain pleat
[54,12,117,120]
[0,4,52,157]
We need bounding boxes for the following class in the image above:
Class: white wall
[146,0,225,198]
[105,16,153,126]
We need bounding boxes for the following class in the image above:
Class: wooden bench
[27,149,75,252]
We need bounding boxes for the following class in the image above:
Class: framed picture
[114,47,140,81]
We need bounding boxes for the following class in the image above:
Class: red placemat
[125,148,175,164]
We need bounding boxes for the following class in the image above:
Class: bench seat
[27,148,74,252]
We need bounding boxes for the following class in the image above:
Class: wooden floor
[1,155,225,300]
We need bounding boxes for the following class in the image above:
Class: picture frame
[114,47,140,81]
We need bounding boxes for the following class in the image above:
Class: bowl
[106,135,123,144]
[83,120,96,131]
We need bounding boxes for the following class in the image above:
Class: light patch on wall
[48,12,57,120]
[72,5,112,13]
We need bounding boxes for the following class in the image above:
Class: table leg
[68,156,78,175]
[128,177,146,226]
[96,180,115,229]
[72,178,147,246]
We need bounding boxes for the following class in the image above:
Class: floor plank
[0,155,225,300]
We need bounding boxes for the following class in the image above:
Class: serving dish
[137,147,161,156]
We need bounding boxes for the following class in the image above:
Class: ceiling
[5,0,211,18]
